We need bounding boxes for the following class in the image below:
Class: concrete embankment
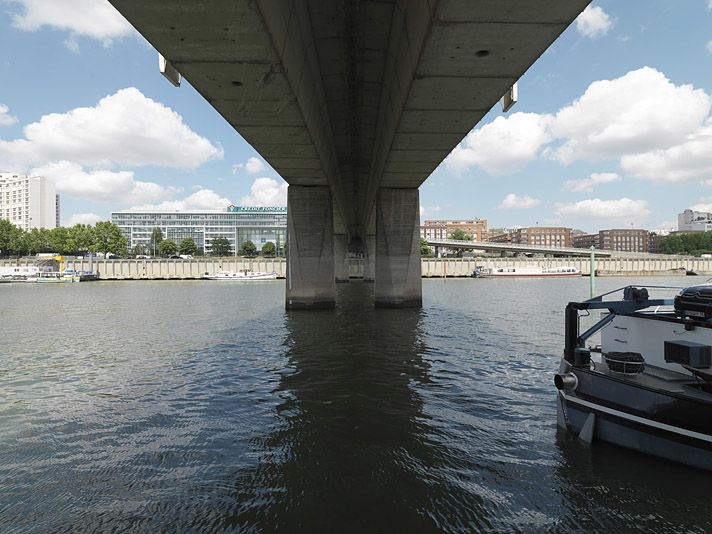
[2,256,712,280]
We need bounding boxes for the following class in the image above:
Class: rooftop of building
[112,206,287,214]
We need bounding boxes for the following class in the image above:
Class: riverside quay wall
[2,256,712,279]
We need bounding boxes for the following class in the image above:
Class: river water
[1,276,710,532]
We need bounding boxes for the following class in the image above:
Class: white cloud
[32,161,179,204]
[0,104,18,126]
[706,40,712,55]
[555,198,650,221]
[576,5,613,39]
[446,112,553,175]
[708,0,712,10]
[0,87,223,170]
[129,189,232,212]
[444,68,712,177]
[232,156,267,175]
[245,157,266,174]
[239,177,288,206]
[691,198,712,212]
[66,212,102,226]
[499,193,540,209]
[563,172,621,193]
[552,67,710,164]
[6,0,134,48]
[621,118,712,182]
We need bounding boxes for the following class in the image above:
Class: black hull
[558,369,712,471]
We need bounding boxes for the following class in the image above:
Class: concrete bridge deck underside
[109,0,588,240]
[108,0,589,307]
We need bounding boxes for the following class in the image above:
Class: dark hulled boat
[555,284,712,470]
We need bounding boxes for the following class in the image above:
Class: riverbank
[2,256,711,280]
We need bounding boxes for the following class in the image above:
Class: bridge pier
[374,188,422,308]
[363,235,375,282]
[334,234,350,283]
[286,186,335,310]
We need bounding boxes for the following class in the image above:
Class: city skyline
[0,1,710,232]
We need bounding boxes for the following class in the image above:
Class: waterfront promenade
[2,256,710,280]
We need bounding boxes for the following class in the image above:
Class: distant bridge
[426,239,616,258]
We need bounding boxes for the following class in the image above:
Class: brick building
[513,227,572,247]
[648,233,664,254]
[487,230,513,243]
[599,229,649,253]
[572,233,598,249]
[573,228,650,253]
[420,219,488,241]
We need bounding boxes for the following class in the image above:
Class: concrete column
[363,235,376,282]
[334,234,349,283]
[374,188,422,308]
[286,185,335,309]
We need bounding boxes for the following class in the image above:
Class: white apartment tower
[678,209,712,232]
[0,172,58,231]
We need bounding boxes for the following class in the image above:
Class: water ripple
[0,277,709,532]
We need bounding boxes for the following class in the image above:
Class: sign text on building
[227,205,286,213]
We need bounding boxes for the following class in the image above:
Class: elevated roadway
[109,0,590,307]
[426,239,614,258]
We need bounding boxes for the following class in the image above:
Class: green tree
[92,221,128,256]
[239,240,257,257]
[261,241,276,257]
[210,237,231,256]
[149,227,164,256]
[23,228,52,255]
[67,224,96,256]
[179,237,198,256]
[420,238,433,257]
[662,231,712,256]
[447,228,471,257]
[0,219,24,257]
[48,226,71,255]
[449,228,471,241]
[158,239,178,257]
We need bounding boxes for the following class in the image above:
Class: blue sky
[0,1,711,232]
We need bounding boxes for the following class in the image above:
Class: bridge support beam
[334,234,350,283]
[374,188,422,308]
[286,186,335,310]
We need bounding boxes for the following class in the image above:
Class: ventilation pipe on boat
[554,373,578,391]
[564,303,579,365]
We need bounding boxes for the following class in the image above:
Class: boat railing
[564,285,685,365]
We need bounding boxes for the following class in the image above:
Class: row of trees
[661,231,712,256]
[0,220,281,258]
[146,228,277,258]
[0,219,128,257]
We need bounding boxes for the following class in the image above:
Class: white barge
[473,265,581,278]
[203,270,277,281]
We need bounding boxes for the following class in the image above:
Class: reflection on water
[228,283,440,530]
[0,277,710,532]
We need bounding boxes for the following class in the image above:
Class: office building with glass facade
[111,206,287,255]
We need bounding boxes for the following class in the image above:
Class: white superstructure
[0,172,58,231]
